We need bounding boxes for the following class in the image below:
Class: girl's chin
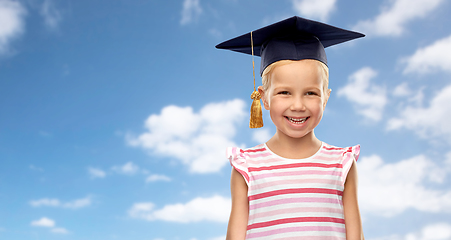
[277,129,314,140]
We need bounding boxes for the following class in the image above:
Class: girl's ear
[323,88,331,110]
[258,86,270,110]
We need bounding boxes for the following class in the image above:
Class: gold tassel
[250,90,263,128]
[249,31,263,128]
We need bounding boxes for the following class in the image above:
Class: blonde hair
[261,59,330,94]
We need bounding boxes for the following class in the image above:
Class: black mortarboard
[216,16,364,75]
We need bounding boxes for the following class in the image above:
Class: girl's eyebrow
[273,85,321,90]
[272,85,291,89]
[272,86,293,92]
[305,86,322,91]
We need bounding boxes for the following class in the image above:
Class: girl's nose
[290,97,306,111]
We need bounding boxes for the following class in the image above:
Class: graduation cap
[216,16,364,128]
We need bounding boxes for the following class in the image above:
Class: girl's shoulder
[226,144,267,185]
[321,142,360,161]
[322,142,361,186]
[226,144,267,162]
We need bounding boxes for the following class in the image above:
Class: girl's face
[261,60,329,140]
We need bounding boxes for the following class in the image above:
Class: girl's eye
[306,91,318,96]
[278,91,289,95]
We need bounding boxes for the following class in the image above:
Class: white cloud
[29,164,44,172]
[208,28,222,39]
[419,223,451,240]
[387,84,451,143]
[252,128,272,143]
[353,0,444,37]
[358,154,451,217]
[291,0,336,22]
[30,217,70,234]
[337,67,387,121]
[31,217,55,227]
[180,0,202,25]
[30,198,60,207]
[0,0,26,55]
[402,35,451,74]
[370,222,451,240]
[62,197,91,209]
[128,195,230,223]
[446,152,451,170]
[393,82,412,97]
[112,162,140,175]
[146,174,171,183]
[88,167,106,178]
[51,227,69,234]
[29,196,91,209]
[40,0,62,30]
[127,99,246,173]
[392,82,424,107]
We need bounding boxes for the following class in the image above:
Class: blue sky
[1,0,451,239]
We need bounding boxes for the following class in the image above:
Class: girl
[216,16,365,240]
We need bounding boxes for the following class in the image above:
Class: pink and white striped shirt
[227,142,360,240]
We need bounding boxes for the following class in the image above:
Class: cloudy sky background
[1,0,451,239]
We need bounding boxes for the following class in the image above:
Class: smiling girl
[217,16,365,240]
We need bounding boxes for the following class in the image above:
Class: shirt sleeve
[341,144,360,186]
[226,147,250,186]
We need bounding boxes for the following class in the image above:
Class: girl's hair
[261,59,330,95]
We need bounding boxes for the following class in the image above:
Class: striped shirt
[227,142,360,240]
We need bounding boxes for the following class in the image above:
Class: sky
[1,0,451,239]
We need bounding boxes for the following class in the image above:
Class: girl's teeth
[288,117,307,124]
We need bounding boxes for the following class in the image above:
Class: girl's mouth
[286,116,309,124]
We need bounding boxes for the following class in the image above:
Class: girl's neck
[266,130,322,159]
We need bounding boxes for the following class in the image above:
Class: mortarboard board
[216,16,364,75]
[215,16,364,128]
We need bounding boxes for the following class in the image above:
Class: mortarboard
[215,16,364,128]
[216,16,364,75]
